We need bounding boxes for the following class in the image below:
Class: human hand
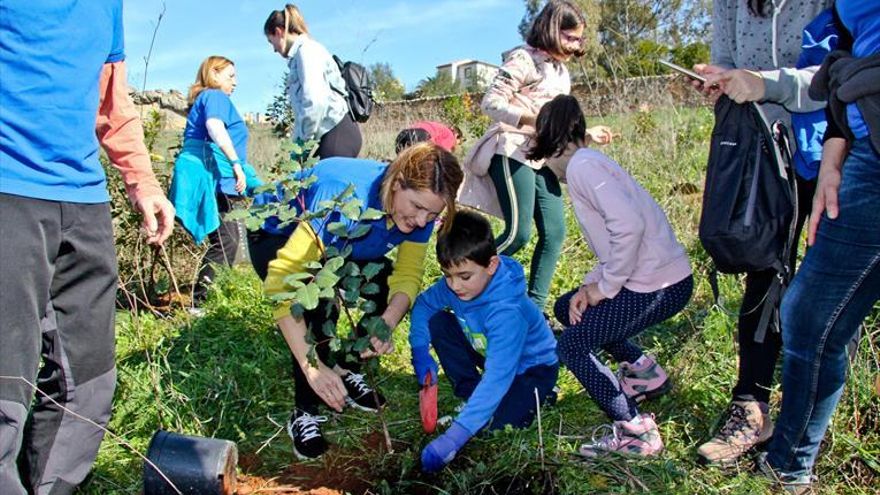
[584,282,607,307]
[421,422,472,473]
[412,346,439,386]
[808,138,847,246]
[704,68,765,103]
[365,336,395,357]
[136,194,175,245]
[233,164,246,194]
[569,286,590,325]
[693,64,725,101]
[586,125,614,145]
[303,363,347,412]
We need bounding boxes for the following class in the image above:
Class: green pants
[488,154,565,308]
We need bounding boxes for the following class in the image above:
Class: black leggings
[733,175,816,403]
[316,113,362,159]
[193,193,241,304]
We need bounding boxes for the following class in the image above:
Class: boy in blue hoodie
[409,210,560,473]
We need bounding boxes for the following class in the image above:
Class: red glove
[420,371,438,434]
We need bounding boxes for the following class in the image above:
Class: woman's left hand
[233,164,246,194]
[586,125,614,145]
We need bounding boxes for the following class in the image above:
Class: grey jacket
[285,34,349,143]
[711,0,833,127]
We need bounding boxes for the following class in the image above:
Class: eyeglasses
[561,31,584,44]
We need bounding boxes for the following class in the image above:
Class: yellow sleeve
[386,240,429,307]
[264,223,324,320]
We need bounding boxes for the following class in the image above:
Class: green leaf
[268,292,297,303]
[362,316,391,340]
[359,207,385,221]
[350,224,371,239]
[295,283,320,310]
[327,222,349,237]
[321,320,336,337]
[343,288,360,303]
[359,300,377,314]
[324,256,345,272]
[304,260,323,270]
[361,282,380,295]
[343,261,360,277]
[319,287,335,299]
[223,209,250,221]
[352,336,371,352]
[341,199,364,221]
[362,262,383,281]
[284,272,312,283]
[342,276,362,291]
[291,303,305,319]
[340,244,353,258]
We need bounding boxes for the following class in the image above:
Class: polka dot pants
[553,276,693,421]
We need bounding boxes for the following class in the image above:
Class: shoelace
[289,413,328,443]
[718,403,751,438]
[345,373,372,396]
[586,423,623,450]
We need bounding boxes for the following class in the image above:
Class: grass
[81,106,879,494]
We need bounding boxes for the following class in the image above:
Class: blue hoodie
[409,256,558,435]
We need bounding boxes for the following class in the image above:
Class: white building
[436,59,499,90]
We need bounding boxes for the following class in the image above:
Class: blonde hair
[187,55,234,106]
[263,4,309,36]
[380,143,464,233]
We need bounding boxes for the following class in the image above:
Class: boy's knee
[427,311,458,341]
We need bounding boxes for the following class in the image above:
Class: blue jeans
[766,138,880,479]
[427,311,559,431]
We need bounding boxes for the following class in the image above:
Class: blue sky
[123,0,527,114]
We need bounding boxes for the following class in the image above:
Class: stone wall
[362,74,706,135]
[130,89,189,130]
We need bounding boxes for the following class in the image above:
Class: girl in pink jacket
[461,1,588,314]
[529,95,693,457]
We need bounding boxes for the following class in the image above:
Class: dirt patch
[235,433,392,495]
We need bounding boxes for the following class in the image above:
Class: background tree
[414,70,461,98]
[265,71,294,138]
[370,62,406,102]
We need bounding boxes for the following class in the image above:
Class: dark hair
[394,128,432,154]
[747,0,770,18]
[527,94,586,161]
[527,0,587,58]
[264,4,309,36]
[436,210,497,269]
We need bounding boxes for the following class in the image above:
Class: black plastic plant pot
[143,430,238,495]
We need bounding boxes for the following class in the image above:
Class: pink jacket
[566,149,692,298]
[459,46,570,217]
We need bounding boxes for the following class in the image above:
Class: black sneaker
[286,411,329,460]
[342,372,387,412]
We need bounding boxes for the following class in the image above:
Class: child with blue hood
[408,210,559,473]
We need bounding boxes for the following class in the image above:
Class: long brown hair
[381,143,463,232]
[264,4,309,36]
[187,55,234,106]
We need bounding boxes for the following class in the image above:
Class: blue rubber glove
[421,422,472,473]
[411,346,439,386]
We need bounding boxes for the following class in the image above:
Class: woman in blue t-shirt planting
[169,55,261,310]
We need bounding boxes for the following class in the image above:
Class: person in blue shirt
[169,56,261,309]
[0,2,174,493]
[260,143,464,460]
[409,210,559,473]
[761,2,880,491]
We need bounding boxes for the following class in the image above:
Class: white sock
[633,355,650,367]
[629,415,643,425]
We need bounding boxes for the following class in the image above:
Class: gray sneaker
[697,400,773,466]
[756,452,817,494]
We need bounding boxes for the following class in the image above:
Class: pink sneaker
[579,414,663,457]
[618,355,672,403]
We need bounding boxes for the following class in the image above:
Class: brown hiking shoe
[697,400,773,466]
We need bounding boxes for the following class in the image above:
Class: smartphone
[659,59,706,83]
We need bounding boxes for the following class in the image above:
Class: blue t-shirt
[255,157,434,260]
[184,89,249,166]
[0,1,125,203]
[838,0,880,139]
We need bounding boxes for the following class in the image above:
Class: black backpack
[332,55,375,123]
[698,95,798,342]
